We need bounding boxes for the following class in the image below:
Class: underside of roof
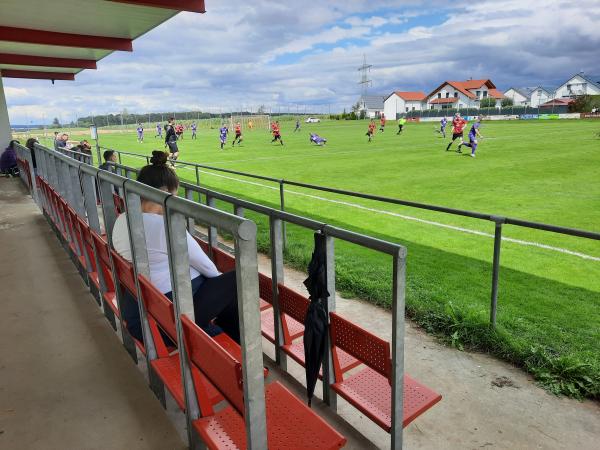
[0,0,204,81]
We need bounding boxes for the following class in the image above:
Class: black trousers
[122,270,240,345]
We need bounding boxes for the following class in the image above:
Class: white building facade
[554,73,600,99]
[383,92,426,119]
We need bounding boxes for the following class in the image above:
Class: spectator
[25,137,38,169]
[111,150,240,343]
[99,149,117,171]
[0,140,19,177]
[72,140,92,162]
[55,133,71,150]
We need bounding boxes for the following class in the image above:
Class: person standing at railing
[155,122,162,139]
[25,137,38,171]
[111,151,241,343]
[99,149,117,171]
[164,118,179,165]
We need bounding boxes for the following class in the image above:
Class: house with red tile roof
[425,79,505,110]
[383,91,427,119]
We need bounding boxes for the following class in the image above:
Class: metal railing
[103,147,600,327]
[27,143,411,449]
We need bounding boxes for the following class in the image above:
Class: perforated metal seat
[329,312,441,432]
[260,308,304,343]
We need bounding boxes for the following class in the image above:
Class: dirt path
[253,251,600,450]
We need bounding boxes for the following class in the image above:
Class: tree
[351,101,361,113]
[479,97,497,108]
[257,105,266,114]
[501,97,514,107]
[51,117,61,128]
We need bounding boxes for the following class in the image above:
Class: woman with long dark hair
[112,150,240,342]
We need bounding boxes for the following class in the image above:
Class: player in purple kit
[191,122,197,139]
[155,123,162,138]
[309,133,327,146]
[136,123,144,143]
[458,117,483,157]
[219,124,228,150]
[437,117,448,138]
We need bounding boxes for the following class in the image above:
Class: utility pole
[358,54,372,97]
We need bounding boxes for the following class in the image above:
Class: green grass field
[76,118,600,398]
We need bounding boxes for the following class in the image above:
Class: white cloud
[3,0,600,123]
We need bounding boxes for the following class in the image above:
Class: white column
[0,72,13,150]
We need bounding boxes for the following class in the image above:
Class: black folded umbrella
[303,232,330,406]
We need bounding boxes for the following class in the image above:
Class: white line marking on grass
[175,166,600,262]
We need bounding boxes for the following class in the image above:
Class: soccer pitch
[99,118,600,398]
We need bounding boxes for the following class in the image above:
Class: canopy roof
[0,0,204,81]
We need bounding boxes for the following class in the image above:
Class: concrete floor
[2,176,599,450]
[0,178,185,450]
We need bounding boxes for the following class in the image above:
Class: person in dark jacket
[164,117,179,164]
[0,140,19,177]
[25,137,38,170]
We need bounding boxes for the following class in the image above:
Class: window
[445,92,450,98]
[412,106,416,111]
[431,105,435,110]
[405,107,409,112]
[437,93,442,98]
[483,91,488,98]
[454,92,458,98]
[476,90,481,97]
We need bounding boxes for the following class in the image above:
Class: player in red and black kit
[366,120,376,142]
[232,122,243,146]
[446,113,467,152]
[271,121,284,145]
[379,115,386,132]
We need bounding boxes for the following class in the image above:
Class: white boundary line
[174,165,600,262]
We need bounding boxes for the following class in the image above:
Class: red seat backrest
[212,247,236,273]
[113,193,125,215]
[258,272,273,304]
[138,274,177,342]
[329,312,391,380]
[77,217,98,273]
[91,231,115,291]
[181,314,245,415]
[110,248,137,296]
[277,283,310,324]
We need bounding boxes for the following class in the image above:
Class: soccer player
[446,113,467,152]
[438,117,448,138]
[379,114,386,132]
[232,122,243,146]
[396,117,407,135]
[164,118,179,164]
[271,121,284,145]
[366,120,376,142]
[294,118,301,132]
[458,117,483,157]
[219,124,228,149]
[191,122,197,140]
[309,133,327,146]
[176,123,184,140]
[155,122,162,138]
[136,123,144,143]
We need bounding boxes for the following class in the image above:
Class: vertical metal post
[390,246,407,450]
[185,187,195,232]
[269,215,287,369]
[80,169,102,304]
[321,231,337,410]
[279,180,287,248]
[234,220,268,450]
[117,151,122,164]
[195,165,200,186]
[490,217,504,327]
[234,205,245,217]
[206,195,218,254]
[162,207,204,450]
[123,182,165,406]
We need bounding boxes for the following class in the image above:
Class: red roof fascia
[0,53,96,69]
[429,97,458,104]
[1,69,75,80]
[0,26,132,51]
[107,0,205,13]
[395,91,427,101]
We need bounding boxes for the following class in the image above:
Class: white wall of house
[555,75,600,98]
[383,94,404,120]
[504,89,529,106]
[529,88,553,107]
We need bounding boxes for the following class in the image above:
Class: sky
[4,0,600,124]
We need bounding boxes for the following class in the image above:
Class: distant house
[383,91,427,119]
[528,86,556,107]
[356,95,386,118]
[426,79,504,110]
[504,87,535,106]
[539,98,574,108]
[554,73,600,99]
